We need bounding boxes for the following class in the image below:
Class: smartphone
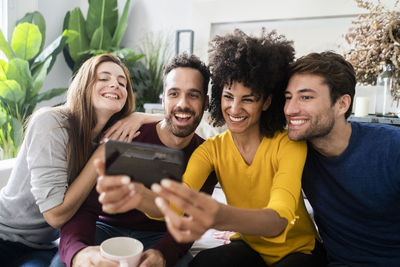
[105,139,185,188]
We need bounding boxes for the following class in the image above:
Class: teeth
[175,113,191,119]
[229,115,245,122]
[103,93,118,99]
[290,120,306,125]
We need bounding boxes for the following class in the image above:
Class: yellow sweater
[183,130,316,265]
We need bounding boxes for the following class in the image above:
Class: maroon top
[59,122,217,267]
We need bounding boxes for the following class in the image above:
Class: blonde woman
[0,54,157,267]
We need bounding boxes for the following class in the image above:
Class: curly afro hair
[208,29,295,137]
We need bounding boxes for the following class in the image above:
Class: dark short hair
[163,53,210,95]
[289,51,356,119]
[208,29,295,137]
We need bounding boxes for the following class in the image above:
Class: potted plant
[0,11,77,159]
[136,32,172,109]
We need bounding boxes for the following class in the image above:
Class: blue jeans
[0,238,57,267]
[51,221,192,267]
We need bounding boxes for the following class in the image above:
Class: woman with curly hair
[152,30,327,266]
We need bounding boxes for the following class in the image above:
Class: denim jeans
[0,238,57,267]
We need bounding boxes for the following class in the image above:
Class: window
[0,0,8,60]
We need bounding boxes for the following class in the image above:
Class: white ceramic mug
[100,237,144,267]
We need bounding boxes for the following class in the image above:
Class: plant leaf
[6,58,32,94]
[10,116,23,147]
[32,29,78,74]
[0,80,24,103]
[67,8,90,63]
[80,49,108,56]
[62,11,75,70]
[36,87,67,103]
[112,0,131,48]
[0,108,6,126]
[90,26,112,50]
[86,0,118,39]
[16,11,46,52]
[0,60,8,81]
[114,48,144,61]
[11,23,42,60]
[0,30,15,60]
[31,57,52,98]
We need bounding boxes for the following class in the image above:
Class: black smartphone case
[105,140,185,188]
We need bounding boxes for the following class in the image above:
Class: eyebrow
[98,71,127,81]
[167,88,203,94]
[285,88,316,94]
[189,88,203,94]
[223,89,257,98]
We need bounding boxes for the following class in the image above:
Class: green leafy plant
[134,32,172,109]
[0,11,77,159]
[0,109,23,159]
[63,0,138,72]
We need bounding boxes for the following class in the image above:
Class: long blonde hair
[64,54,135,183]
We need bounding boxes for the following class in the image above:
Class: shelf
[349,115,400,126]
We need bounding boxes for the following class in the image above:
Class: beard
[288,112,335,141]
[165,107,203,138]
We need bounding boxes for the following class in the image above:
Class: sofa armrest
[0,158,16,189]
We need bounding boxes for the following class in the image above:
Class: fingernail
[99,193,105,202]
[152,183,161,193]
[128,183,135,191]
[121,176,130,184]
[155,197,163,206]
[161,179,171,187]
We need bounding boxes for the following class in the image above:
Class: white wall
[6,0,397,107]
[191,0,398,61]
[123,0,199,48]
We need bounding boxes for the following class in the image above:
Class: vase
[375,62,399,117]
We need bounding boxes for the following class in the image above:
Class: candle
[354,97,370,117]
